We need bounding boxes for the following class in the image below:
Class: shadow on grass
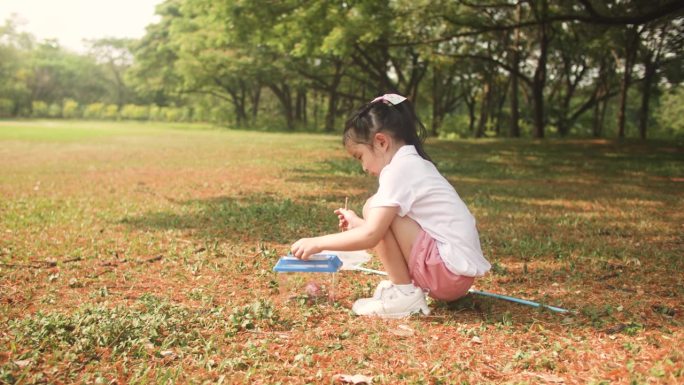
[292,139,684,196]
[120,194,338,244]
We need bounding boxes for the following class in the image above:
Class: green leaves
[8,294,282,362]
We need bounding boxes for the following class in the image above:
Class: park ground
[0,120,682,384]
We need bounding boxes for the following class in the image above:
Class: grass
[0,120,682,384]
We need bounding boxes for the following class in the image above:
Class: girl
[291,94,490,318]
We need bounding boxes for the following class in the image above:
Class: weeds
[226,299,282,337]
[8,294,208,361]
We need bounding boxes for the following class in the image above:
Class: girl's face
[345,134,391,177]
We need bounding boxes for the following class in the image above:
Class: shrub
[47,103,62,118]
[62,99,80,119]
[31,101,49,117]
[83,103,105,119]
[162,106,182,122]
[0,98,14,117]
[656,87,684,137]
[103,104,119,120]
[148,104,162,121]
[193,105,209,122]
[120,104,149,120]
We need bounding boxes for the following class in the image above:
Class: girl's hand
[334,208,364,231]
[291,237,321,260]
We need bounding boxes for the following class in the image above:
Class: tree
[636,18,683,139]
[87,38,136,108]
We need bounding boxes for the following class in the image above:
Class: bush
[47,103,62,118]
[120,104,149,120]
[31,101,49,118]
[656,87,684,137]
[180,106,192,122]
[0,98,14,117]
[62,99,80,119]
[193,105,209,122]
[162,106,182,122]
[83,103,105,119]
[210,105,231,125]
[148,104,162,121]
[103,104,119,120]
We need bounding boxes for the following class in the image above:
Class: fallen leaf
[604,324,626,334]
[390,324,414,337]
[14,359,30,368]
[471,336,482,344]
[525,371,565,383]
[332,374,373,384]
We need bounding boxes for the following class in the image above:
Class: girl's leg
[354,199,429,318]
[363,198,422,284]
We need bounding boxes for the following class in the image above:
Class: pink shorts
[409,230,474,301]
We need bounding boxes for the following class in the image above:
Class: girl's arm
[291,206,398,259]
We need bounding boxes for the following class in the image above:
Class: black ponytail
[343,96,432,162]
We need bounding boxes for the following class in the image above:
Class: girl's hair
[343,96,432,162]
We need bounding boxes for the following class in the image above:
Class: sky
[0,0,163,52]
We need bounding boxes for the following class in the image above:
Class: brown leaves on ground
[1,124,682,384]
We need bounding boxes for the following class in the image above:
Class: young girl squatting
[291,94,491,318]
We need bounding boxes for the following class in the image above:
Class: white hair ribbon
[371,93,407,106]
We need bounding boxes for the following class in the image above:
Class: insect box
[273,254,342,302]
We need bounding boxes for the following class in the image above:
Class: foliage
[1,3,683,138]
[656,86,684,137]
[9,294,204,360]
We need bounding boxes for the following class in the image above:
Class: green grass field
[1,120,682,384]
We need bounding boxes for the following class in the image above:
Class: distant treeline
[1,0,683,138]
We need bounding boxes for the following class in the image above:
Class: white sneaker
[352,282,430,319]
[352,280,393,308]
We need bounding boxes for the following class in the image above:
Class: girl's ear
[373,132,391,150]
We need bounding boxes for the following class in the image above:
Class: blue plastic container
[273,254,342,273]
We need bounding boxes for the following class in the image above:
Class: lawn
[1,120,682,384]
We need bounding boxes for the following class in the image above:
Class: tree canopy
[1,0,682,139]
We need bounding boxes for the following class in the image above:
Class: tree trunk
[531,0,550,138]
[325,62,343,132]
[313,90,319,129]
[510,56,521,137]
[532,24,548,138]
[251,86,261,124]
[592,57,610,137]
[228,88,247,127]
[638,53,656,140]
[637,21,668,140]
[431,66,442,136]
[509,2,522,138]
[325,91,338,133]
[301,90,307,126]
[494,79,509,137]
[268,83,294,130]
[465,94,476,134]
[295,88,307,126]
[617,26,640,139]
[475,78,491,138]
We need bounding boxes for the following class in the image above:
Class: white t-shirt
[368,145,491,277]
